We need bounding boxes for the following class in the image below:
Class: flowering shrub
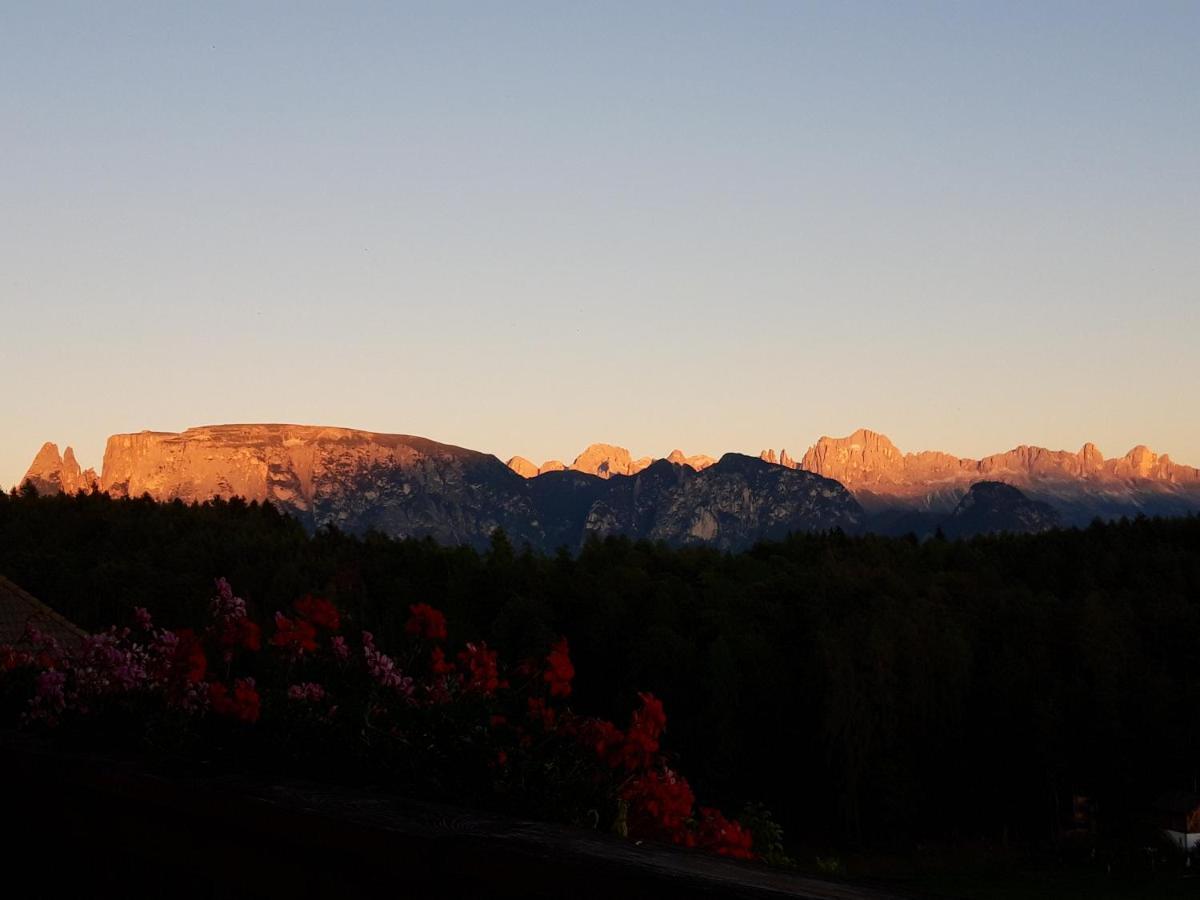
[0,579,756,861]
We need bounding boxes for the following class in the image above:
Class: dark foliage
[2,487,1198,848]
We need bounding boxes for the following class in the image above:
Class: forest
[2,486,1198,857]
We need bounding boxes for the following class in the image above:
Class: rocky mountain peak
[506,456,539,479]
[1123,445,1156,474]
[508,444,714,479]
[799,428,905,486]
[21,442,98,495]
[1078,442,1104,472]
[28,441,63,474]
[569,444,647,479]
[663,449,717,471]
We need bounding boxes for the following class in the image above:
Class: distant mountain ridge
[506,444,715,479]
[22,424,1200,546]
[23,425,859,551]
[795,428,1200,525]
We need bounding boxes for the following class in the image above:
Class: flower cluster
[210,677,261,723]
[211,580,261,657]
[543,638,575,698]
[0,582,755,862]
[457,642,504,696]
[362,631,415,698]
[584,691,666,772]
[405,603,447,641]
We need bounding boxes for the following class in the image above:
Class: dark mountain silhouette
[941,481,1062,538]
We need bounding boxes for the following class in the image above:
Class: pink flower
[330,635,350,661]
[210,577,248,623]
[362,632,415,698]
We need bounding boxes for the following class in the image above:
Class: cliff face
[569,443,652,479]
[96,425,543,550]
[798,428,1200,523]
[23,425,861,552]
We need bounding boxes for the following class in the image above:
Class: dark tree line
[2,485,1198,850]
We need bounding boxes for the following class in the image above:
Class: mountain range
[21,425,1200,550]
[795,428,1200,530]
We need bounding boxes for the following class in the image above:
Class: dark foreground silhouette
[1,488,1198,883]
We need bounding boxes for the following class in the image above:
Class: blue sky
[2,2,1197,486]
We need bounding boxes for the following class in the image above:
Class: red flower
[581,718,625,766]
[631,692,666,742]
[405,603,448,641]
[429,646,456,675]
[218,617,261,652]
[695,808,755,860]
[622,768,696,842]
[209,677,261,724]
[527,696,557,730]
[174,629,208,684]
[590,693,667,771]
[543,637,575,698]
[294,595,341,632]
[457,642,504,695]
[271,613,318,655]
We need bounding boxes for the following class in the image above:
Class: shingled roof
[0,576,86,647]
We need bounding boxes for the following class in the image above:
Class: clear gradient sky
[2,2,1198,488]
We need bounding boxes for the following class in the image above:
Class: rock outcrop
[568,444,651,479]
[665,449,716,471]
[505,456,539,479]
[21,443,98,495]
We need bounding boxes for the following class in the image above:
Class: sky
[2,1,1198,488]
